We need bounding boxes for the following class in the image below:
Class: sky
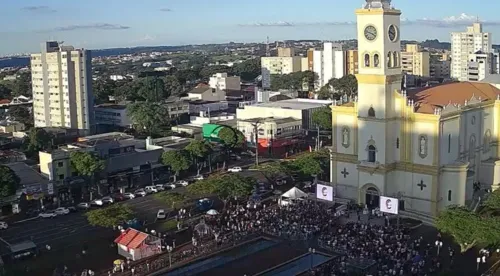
[2,0,500,55]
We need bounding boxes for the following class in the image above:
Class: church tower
[355,0,402,165]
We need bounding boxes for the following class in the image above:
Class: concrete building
[401,44,430,77]
[301,57,309,72]
[313,42,345,89]
[187,84,226,102]
[277,47,295,57]
[94,104,132,128]
[466,51,500,81]
[307,49,314,71]
[430,60,451,79]
[261,56,303,89]
[346,50,359,75]
[451,23,492,81]
[208,73,241,91]
[31,41,94,133]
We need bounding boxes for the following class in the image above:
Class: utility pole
[251,121,261,166]
[316,125,320,151]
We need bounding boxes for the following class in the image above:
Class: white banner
[379,196,399,215]
[316,184,333,202]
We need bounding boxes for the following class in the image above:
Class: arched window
[469,135,476,160]
[368,145,376,162]
[387,52,392,67]
[484,130,491,153]
[448,134,451,153]
[448,190,452,201]
[393,52,398,67]
[368,107,375,117]
[364,54,370,67]
[374,54,380,67]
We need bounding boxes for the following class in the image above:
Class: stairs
[399,210,436,226]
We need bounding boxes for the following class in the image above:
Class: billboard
[379,196,399,215]
[316,184,333,201]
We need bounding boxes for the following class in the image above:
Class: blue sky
[1,0,500,55]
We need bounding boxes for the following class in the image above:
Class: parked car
[101,196,114,204]
[145,186,158,193]
[228,167,242,173]
[156,209,166,219]
[230,154,241,160]
[39,212,57,218]
[123,192,135,199]
[54,207,70,215]
[91,199,104,206]
[166,183,176,189]
[176,180,189,187]
[0,222,8,230]
[134,189,147,197]
[155,184,165,191]
[68,207,78,213]
[193,175,204,181]
[111,193,126,201]
[77,202,90,209]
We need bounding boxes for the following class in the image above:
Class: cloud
[159,8,172,12]
[22,6,56,13]
[53,23,131,32]
[141,35,156,41]
[239,13,500,28]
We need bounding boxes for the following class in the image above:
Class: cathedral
[330,0,500,217]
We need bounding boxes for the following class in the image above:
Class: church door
[365,187,379,209]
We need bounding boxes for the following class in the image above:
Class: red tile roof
[408,82,500,114]
[114,228,148,249]
[0,99,10,104]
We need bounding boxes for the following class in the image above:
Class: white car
[193,175,204,181]
[91,199,104,206]
[0,222,8,229]
[77,202,90,209]
[101,196,114,204]
[166,183,176,189]
[156,209,166,219]
[176,180,189,187]
[39,212,57,218]
[54,207,70,215]
[123,193,135,199]
[228,167,242,173]
[134,189,147,197]
[155,185,165,191]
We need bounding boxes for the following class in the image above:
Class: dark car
[67,207,78,213]
[111,193,126,201]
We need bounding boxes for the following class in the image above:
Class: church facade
[330,0,500,216]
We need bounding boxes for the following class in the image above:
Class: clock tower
[355,0,402,165]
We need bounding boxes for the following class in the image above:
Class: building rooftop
[77,132,134,143]
[408,82,500,114]
[240,117,301,125]
[188,84,211,94]
[482,74,500,84]
[254,99,333,110]
[95,104,127,110]
[5,162,48,187]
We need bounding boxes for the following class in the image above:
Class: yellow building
[39,145,87,181]
[261,56,303,88]
[277,47,295,57]
[401,44,430,77]
[346,50,359,75]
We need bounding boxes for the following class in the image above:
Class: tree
[127,102,169,136]
[25,128,53,155]
[163,75,183,96]
[137,77,169,101]
[187,177,217,197]
[85,204,134,228]
[337,75,358,97]
[161,150,191,181]
[483,189,500,211]
[436,206,482,252]
[0,165,20,198]
[70,151,105,198]
[215,174,254,208]
[218,127,245,149]
[199,65,230,80]
[312,107,332,130]
[175,69,200,84]
[11,72,32,97]
[6,106,33,128]
[153,192,189,209]
[93,78,117,104]
[185,140,213,175]
[231,58,261,81]
[0,82,13,99]
[252,161,291,183]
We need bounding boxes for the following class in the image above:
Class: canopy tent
[279,187,308,206]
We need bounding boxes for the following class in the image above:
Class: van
[145,186,158,193]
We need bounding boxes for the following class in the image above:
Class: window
[58,162,63,167]
[364,54,370,67]
[393,52,398,67]
[368,107,375,117]
[448,134,451,153]
[374,54,380,67]
[387,52,392,67]
[396,138,400,149]
[59,174,65,180]
[448,190,452,201]
[368,145,376,162]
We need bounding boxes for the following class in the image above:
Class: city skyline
[2,0,500,55]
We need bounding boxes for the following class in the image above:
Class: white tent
[279,187,308,206]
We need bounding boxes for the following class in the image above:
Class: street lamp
[435,240,443,256]
[476,257,481,271]
[167,245,173,267]
[309,248,316,270]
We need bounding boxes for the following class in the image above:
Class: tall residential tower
[31,41,94,133]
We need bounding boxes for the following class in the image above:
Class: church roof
[408,82,500,114]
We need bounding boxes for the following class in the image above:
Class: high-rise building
[401,44,430,77]
[307,49,314,71]
[466,51,500,81]
[261,56,303,89]
[277,47,295,57]
[346,50,359,75]
[313,42,345,89]
[31,41,94,132]
[451,23,492,81]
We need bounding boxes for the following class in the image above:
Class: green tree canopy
[188,174,254,207]
[271,71,318,91]
[11,72,32,97]
[312,106,332,130]
[161,150,191,181]
[153,192,189,208]
[85,204,134,228]
[127,102,169,136]
[70,151,105,177]
[218,126,245,149]
[185,139,213,174]
[25,128,53,154]
[251,161,291,183]
[0,82,13,99]
[163,75,183,96]
[0,165,20,198]
[231,58,261,81]
[137,77,169,101]
[93,78,117,104]
[290,151,329,176]
[436,206,483,252]
[7,106,33,128]
[199,65,231,80]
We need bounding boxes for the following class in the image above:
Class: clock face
[388,25,398,42]
[364,25,377,41]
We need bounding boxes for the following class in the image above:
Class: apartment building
[451,23,492,81]
[31,41,94,133]
[401,44,430,77]
[345,50,359,75]
[313,42,345,89]
[466,51,500,81]
[261,56,303,89]
[277,47,295,57]
[208,73,241,91]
